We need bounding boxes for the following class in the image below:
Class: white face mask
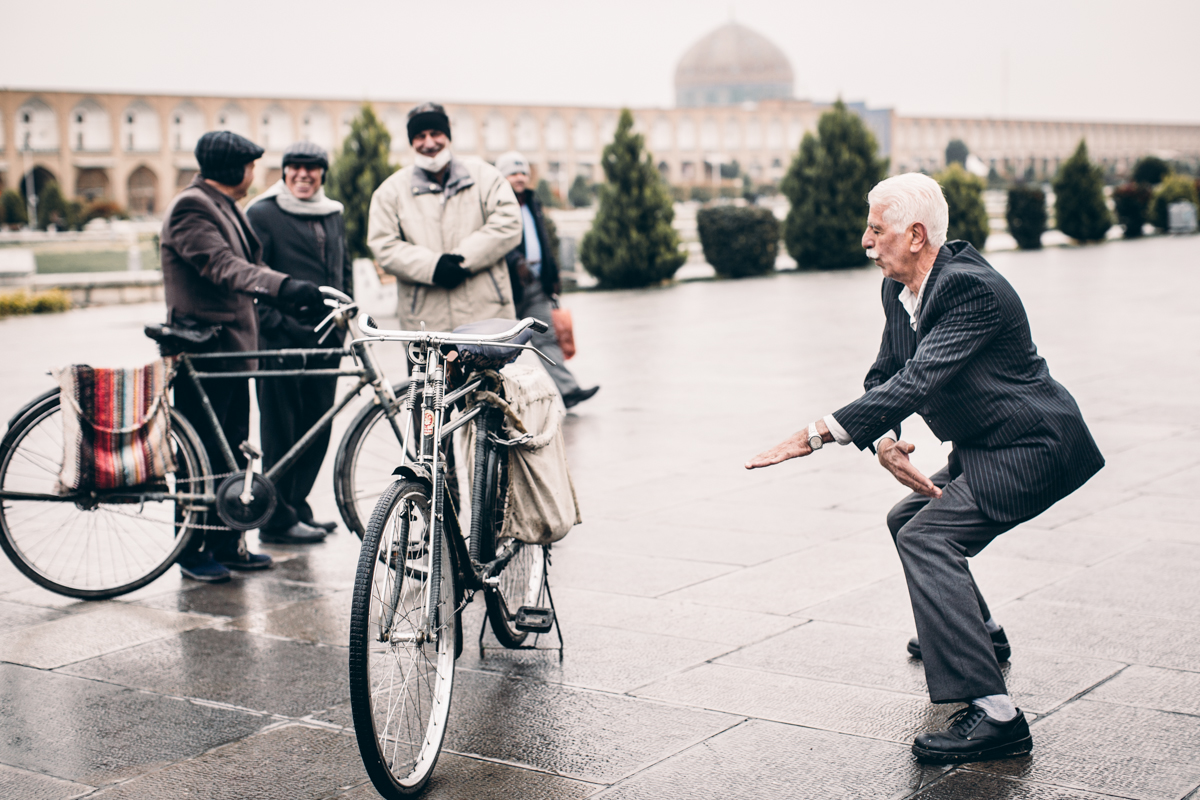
[414,147,452,173]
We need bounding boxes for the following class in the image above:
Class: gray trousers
[886,465,1022,704]
[515,280,581,397]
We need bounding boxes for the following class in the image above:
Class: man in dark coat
[746,173,1103,765]
[246,141,353,543]
[160,130,326,582]
[495,151,598,408]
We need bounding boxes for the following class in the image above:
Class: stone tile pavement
[1,235,1198,799]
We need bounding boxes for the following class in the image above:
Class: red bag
[550,307,575,360]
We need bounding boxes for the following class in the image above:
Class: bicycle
[0,287,414,600]
[347,314,564,798]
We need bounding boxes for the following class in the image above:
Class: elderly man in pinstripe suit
[746,173,1104,765]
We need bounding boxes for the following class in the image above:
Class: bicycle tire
[334,400,414,539]
[0,391,209,600]
[349,479,456,797]
[478,436,548,648]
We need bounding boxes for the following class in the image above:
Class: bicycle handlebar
[356,314,545,345]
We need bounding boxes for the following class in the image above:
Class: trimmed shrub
[1132,156,1170,186]
[696,205,780,279]
[782,100,888,270]
[1112,182,1152,238]
[567,175,593,208]
[579,109,686,289]
[535,179,560,209]
[945,139,969,167]
[37,182,69,230]
[1151,173,1200,230]
[1,190,27,228]
[327,104,399,259]
[83,199,129,223]
[0,289,71,318]
[1006,185,1048,249]
[689,186,713,203]
[937,164,989,250]
[1053,141,1111,242]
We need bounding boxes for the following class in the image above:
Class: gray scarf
[247,179,344,217]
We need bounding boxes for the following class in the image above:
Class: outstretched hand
[877,439,942,498]
[745,431,813,469]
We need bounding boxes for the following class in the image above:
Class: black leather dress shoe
[562,386,599,409]
[908,626,1011,661]
[259,521,328,545]
[303,518,339,532]
[913,704,1032,764]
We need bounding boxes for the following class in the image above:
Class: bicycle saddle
[450,318,533,368]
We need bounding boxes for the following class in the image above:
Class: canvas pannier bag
[56,359,176,493]
[464,363,580,545]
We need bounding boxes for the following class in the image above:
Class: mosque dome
[674,22,794,107]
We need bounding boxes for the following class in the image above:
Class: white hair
[867,173,949,249]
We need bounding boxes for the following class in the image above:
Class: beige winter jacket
[367,157,522,332]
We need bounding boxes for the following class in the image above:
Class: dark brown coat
[160,175,289,367]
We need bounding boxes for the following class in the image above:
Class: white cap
[495,150,530,177]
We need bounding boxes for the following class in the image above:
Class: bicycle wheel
[335,400,414,539]
[0,391,209,599]
[478,442,548,648]
[349,479,456,797]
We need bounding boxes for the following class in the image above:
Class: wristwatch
[807,422,824,451]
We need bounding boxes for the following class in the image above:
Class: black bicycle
[0,287,415,600]
[347,315,562,797]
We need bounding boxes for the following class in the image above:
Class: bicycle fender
[392,463,432,487]
[6,386,59,432]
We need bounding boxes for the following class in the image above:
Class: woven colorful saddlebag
[56,359,176,493]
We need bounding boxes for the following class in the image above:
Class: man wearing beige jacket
[368,103,522,332]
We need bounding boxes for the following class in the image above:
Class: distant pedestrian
[367,102,522,332]
[160,131,326,582]
[746,173,1104,764]
[246,141,352,544]
[496,151,599,408]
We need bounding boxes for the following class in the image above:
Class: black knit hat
[282,141,329,183]
[195,131,264,186]
[406,102,451,143]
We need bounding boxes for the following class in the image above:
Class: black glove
[277,278,325,321]
[432,254,470,289]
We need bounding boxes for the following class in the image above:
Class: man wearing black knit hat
[367,102,521,333]
[160,130,327,582]
[246,141,353,543]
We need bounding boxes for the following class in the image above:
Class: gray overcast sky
[3,0,1198,123]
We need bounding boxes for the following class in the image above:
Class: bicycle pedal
[514,606,554,633]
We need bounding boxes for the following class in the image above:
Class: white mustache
[865,248,879,259]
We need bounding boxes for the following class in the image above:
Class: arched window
[766,119,784,150]
[70,99,112,152]
[127,165,159,215]
[383,110,408,154]
[677,117,696,150]
[216,104,251,139]
[572,115,594,152]
[122,102,161,152]
[452,113,477,152]
[300,106,333,152]
[16,98,59,152]
[745,118,762,150]
[652,118,673,152]
[544,116,566,152]
[599,115,617,148]
[484,112,510,152]
[260,105,294,152]
[170,102,205,153]
[700,118,719,150]
[724,118,741,150]
[514,113,539,151]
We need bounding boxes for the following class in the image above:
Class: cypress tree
[937,163,989,250]
[1006,185,1048,249]
[327,104,398,259]
[1053,141,1111,243]
[945,139,969,167]
[782,100,888,270]
[1,190,27,228]
[580,109,686,289]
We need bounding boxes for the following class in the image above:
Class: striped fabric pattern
[834,242,1104,522]
[57,359,176,492]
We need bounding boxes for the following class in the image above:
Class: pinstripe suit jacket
[834,242,1104,522]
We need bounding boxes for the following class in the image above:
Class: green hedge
[937,164,989,250]
[1112,182,1152,238]
[696,205,780,279]
[1006,185,1047,249]
[1151,174,1199,230]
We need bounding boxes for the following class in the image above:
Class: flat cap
[282,141,329,171]
[195,131,264,187]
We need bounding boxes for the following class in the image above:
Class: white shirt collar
[898,268,934,331]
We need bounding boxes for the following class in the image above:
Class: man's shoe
[913,704,1032,764]
[179,553,232,583]
[908,627,1011,662]
[305,518,339,532]
[259,521,328,545]
[562,385,599,409]
[214,542,274,571]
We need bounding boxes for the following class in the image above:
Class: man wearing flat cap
[367,102,522,333]
[246,142,353,544]
[160,130,327,582]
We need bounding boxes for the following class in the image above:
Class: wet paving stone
[59,628,349,718]
[0,763,93,800]
[912,771,1114,799]
[635,662,948,743]
[972,700,1200,799]
[134,575,328,619]
[1002,600,1200,671]
[803,574,918,633]
[983,523,1142,567]
[549,547,737,598]
[443,669,740,782]
[0,599,68,632]
[336,753,598,800]
[1027,542,1200,621]
[0,604,211,669]
[87,724,365,800]
[0,663,265,787]
[638,495,881,541]
[1085,665,1200,716]
[262,535,363,588]
[228,590,353,647]
[595,718,948,800]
